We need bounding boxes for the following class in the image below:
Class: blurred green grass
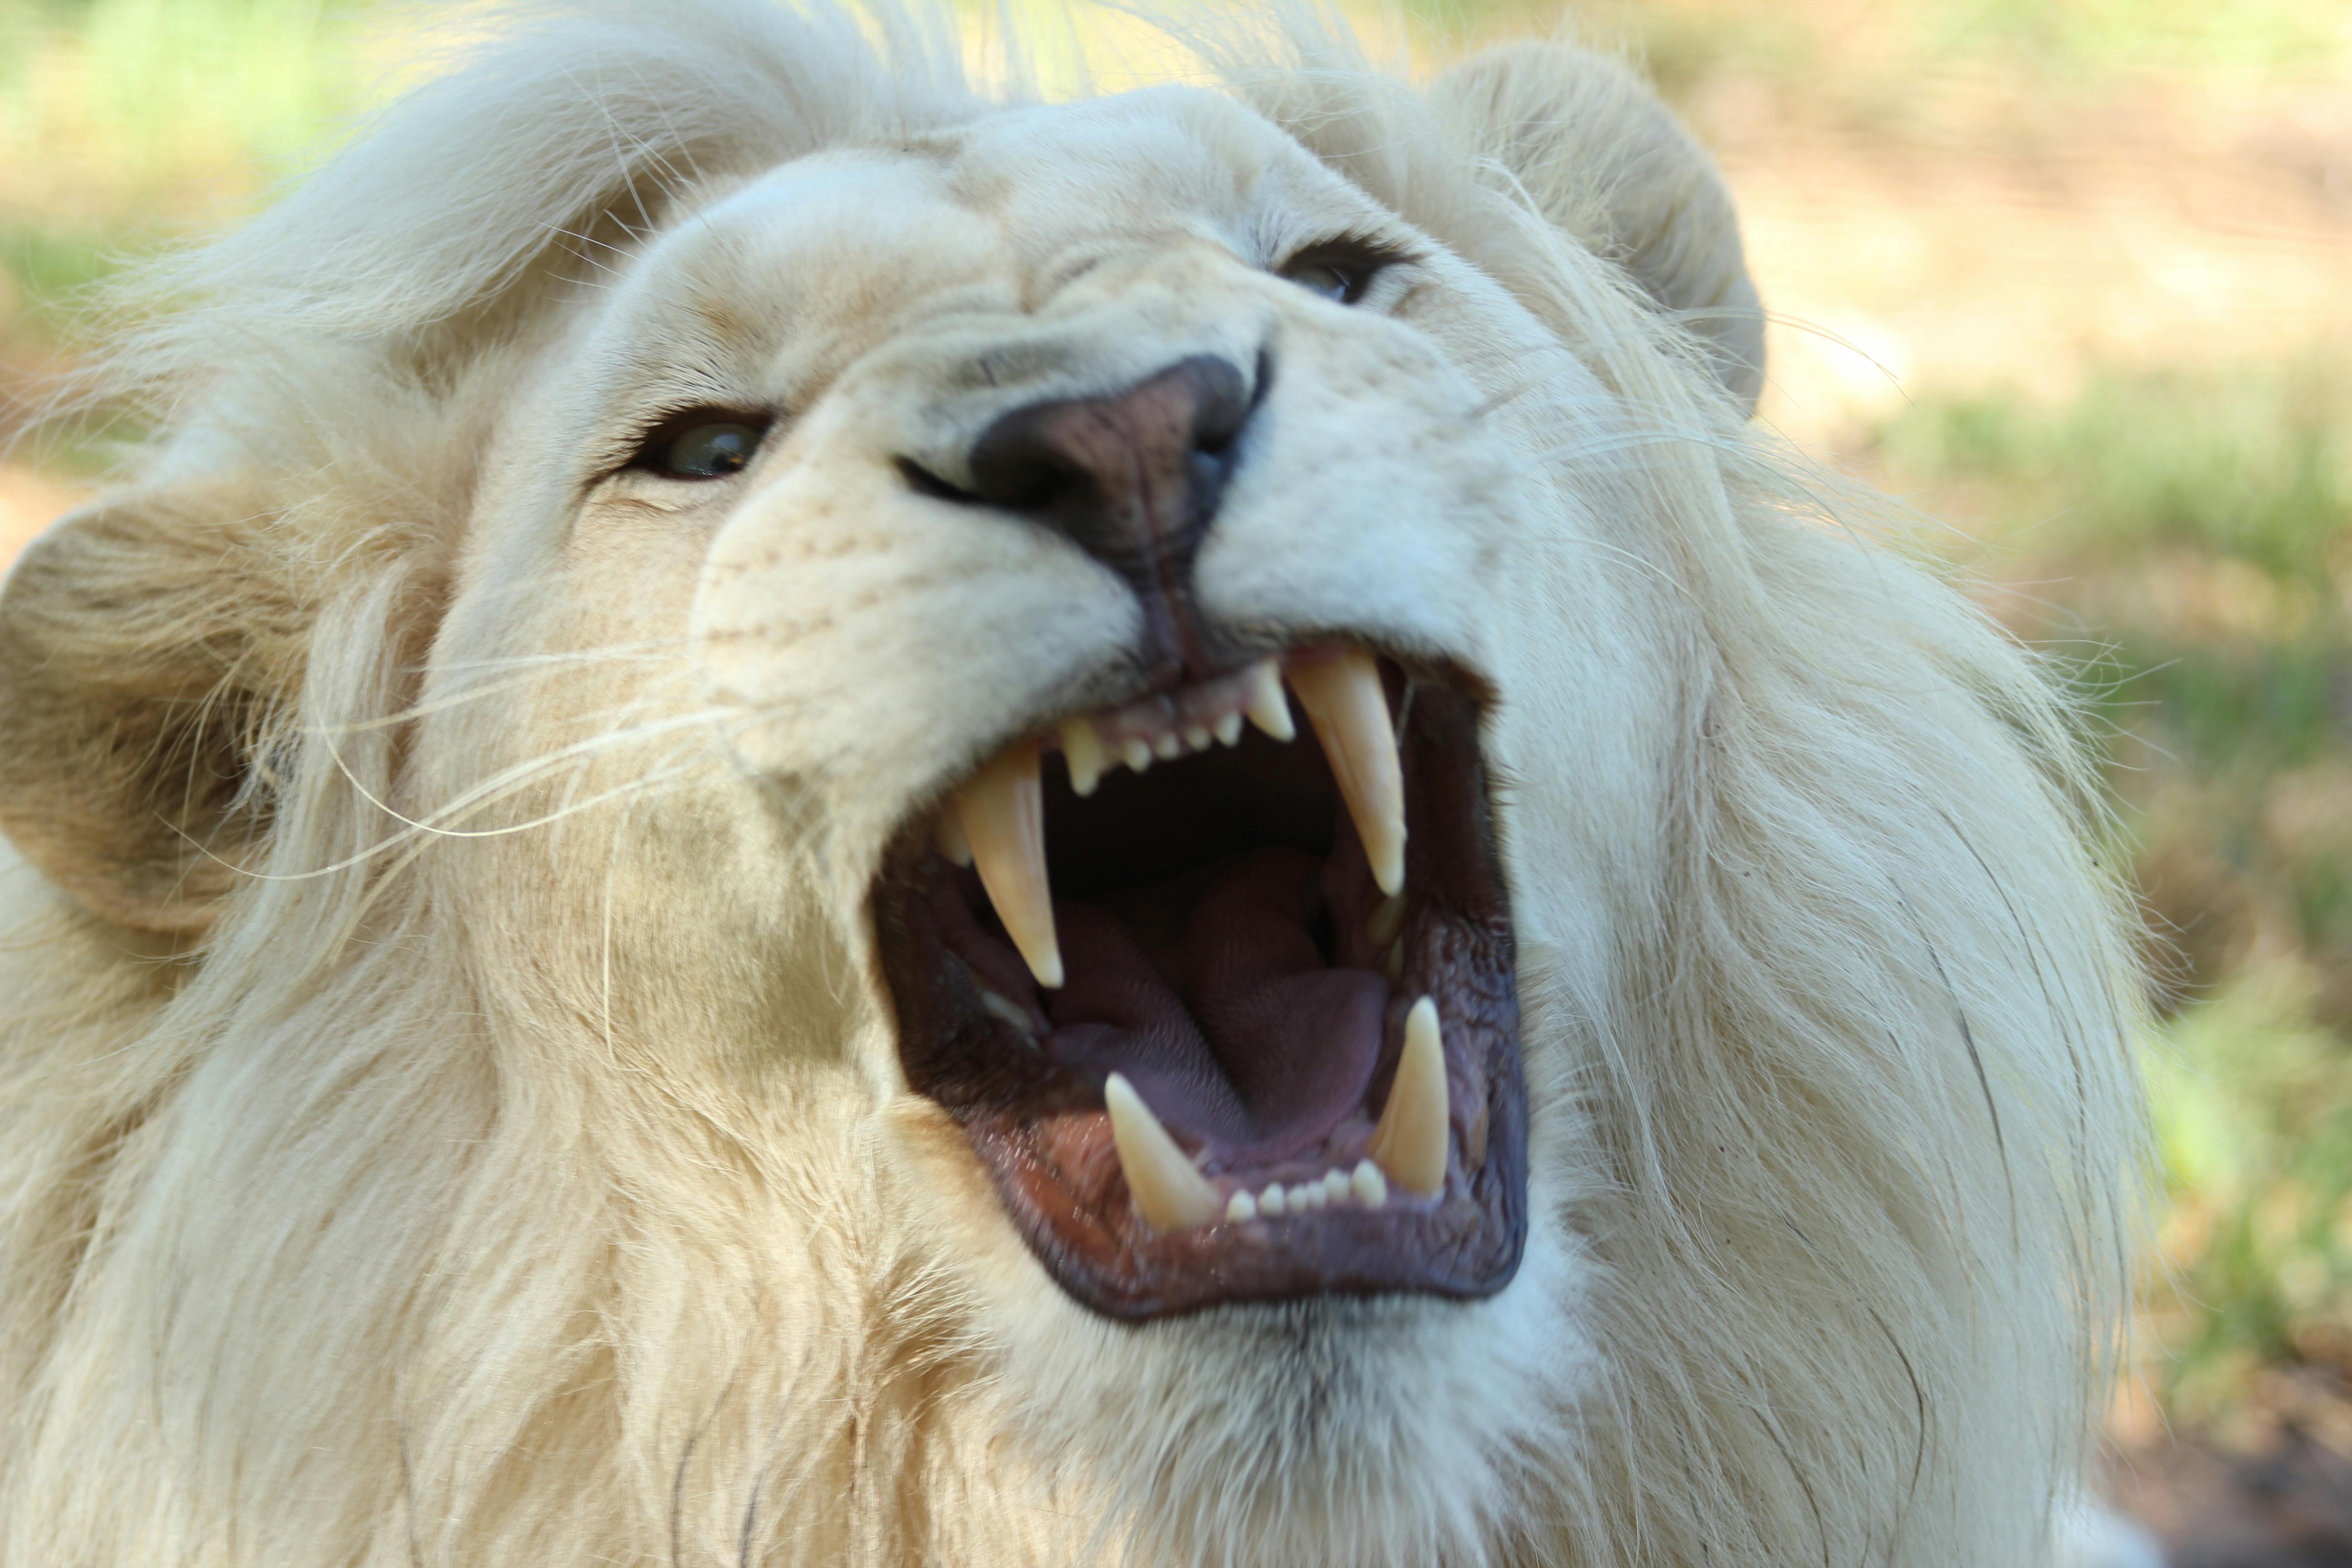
[3,0,2350,1444]
[1871,362,2352,1422]
[0,0,365,358]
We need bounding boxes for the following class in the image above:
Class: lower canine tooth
[956,744,1063,989]
[1105,1074,1223,1230]
[1244,658,1296,742]
[1366,996,1448,1196]
[1060,719,1108,797]
[1286,648,1406,897]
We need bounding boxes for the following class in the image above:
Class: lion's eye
[1275,238,1409,306]
[635,412,771,480]
[1284,261,1357,303]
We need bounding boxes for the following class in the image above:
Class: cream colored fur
[0,5,2143,1564]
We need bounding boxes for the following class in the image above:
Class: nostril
[896,456,985,506]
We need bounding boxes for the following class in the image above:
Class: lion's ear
[0,491,299,934]
[1425,42,1765,412]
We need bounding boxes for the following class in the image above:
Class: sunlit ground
[4,0,2349,1555]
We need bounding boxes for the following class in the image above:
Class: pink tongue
[1044,850,1386,1161]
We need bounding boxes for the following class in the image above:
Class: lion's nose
[907,354,1258,672]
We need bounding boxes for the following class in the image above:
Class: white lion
[0,4,2146,1563]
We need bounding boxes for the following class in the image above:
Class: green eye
[660,419,765,478]
[627,408,773,480]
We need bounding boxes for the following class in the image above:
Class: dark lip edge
[872,649,1529,1319]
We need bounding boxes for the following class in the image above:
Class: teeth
[1243,659,1296,742]
[1286,649,1406,897]
[1060,719,1108,797]
[1322,1169,1351,1205]
[1183,723,1213,752]
[1105,1074,1224,1231]
[934,813,973,867]
[1351,1158,1388,1209]
[1365,892,1407,947]
[1366,996,1448,1197]
[955,744,1063,990]
[978,989,1032,1033]
[1293,1180,1327,1210]
[1152,731,1182,761]
[1259,1184,1287,1217]
[1214,712,1244,747]
[1120,738,1153,773]
[1225,1190,1258,1223]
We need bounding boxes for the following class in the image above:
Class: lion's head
[0,5,2141,1564]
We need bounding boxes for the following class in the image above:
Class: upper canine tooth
[934,813,973,867]
[1105,1073,1224,1231]
[1287,649,1406,896]
[1243,659,1296,742]
[955,744,1063,989]
[1060,719,1108,797]
[1366,995,1448,1196]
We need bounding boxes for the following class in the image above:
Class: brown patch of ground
[1691,70,2352,445]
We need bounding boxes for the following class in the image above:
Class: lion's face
[402,78,1671,1513]
[0,11,2135,1564]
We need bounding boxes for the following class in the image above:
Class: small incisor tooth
[1286,648,1406,896]
[956,744,1063,990]
[1060,719,1108,797]
[1366,996,1448,1196]
[1105,1074,1224,1231]
[1243,659,1296,742]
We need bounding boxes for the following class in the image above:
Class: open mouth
[872,644,1525,1318]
